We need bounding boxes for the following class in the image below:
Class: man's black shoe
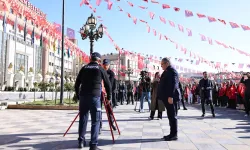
[184,108,187,110]
[201,114,205,117]
[212,113,215,117]
[78,141,86,148]
[89,145,102,150]
[162,135,170,139]
[164,135,178,141]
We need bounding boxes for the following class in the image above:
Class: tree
[33,82,38,102]
[38,82,49,101]
[64,82,74,106]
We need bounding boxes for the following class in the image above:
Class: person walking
[158,57,179,141]
[149,72,165,120]
[75,52,112,150]
[199,71,215,117]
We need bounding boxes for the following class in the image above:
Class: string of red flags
[142,0,250,31]
[105,0,250,59]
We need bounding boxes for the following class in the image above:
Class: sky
[29,0,250,73]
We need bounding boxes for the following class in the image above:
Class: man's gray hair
[161,57,171,65]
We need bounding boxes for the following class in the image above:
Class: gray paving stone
[0,103,250,149]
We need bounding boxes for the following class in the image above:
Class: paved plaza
[1,104,250,150]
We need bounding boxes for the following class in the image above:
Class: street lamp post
[125,68,133,83]
[59,0,65,105]
[80,14,104,56]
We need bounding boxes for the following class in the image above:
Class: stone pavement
[0,103,250,150]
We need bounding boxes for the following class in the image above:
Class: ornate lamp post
[125,67,134,82]
[80,14,104,56]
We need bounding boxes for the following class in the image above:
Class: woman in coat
[149,72,165,120]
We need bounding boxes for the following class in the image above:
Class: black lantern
[80,13,104,56]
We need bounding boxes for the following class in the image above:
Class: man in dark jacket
[158,57,179,141]
[102,59,117,108]
[178,82,187,110]
[240,72,250,117]
[127,81,134,105]
[199,71,215,117]
[75,52,111,150]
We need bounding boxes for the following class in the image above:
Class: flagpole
[60,0,65,104]
[1,12,6,85]
[14,15,17,75]
[24,21,27,78]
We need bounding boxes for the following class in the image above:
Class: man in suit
[158,57,179,141]
[199,71,215,117]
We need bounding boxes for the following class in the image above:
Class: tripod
[63,93,121,143]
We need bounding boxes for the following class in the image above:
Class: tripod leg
[103,95,115,143]
[108,102,121,135]
[63,112,80,137]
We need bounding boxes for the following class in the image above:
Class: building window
[35,46,42,73]
[31,21,34,25]
[153,65,155,70]
[157,66,159,70]
[15,53,28,75]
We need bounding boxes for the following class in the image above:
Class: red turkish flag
[138,6,147,9]
[162,4,170,9]
[153,29,157,36]
[174,7,180,11]
[118,6,123,11]
[96,0,102,6]
[159,16,166,24]
[133,17,137,24]
[127,1,133,7]
[143,0,148,2]
[149,12,155,19]
[80,0,89,6]
[186,28,192,36]
[197,13,206,18]
[147,25,150,33]
[151,0,159,4]
[107,1,113,10]
[178,24,184,32]
[208,16,216,22]
[218,19,226,25]
[169,20,175,27]
[127,12,131,18]
[140,19,147,23]
[229,22,239,28]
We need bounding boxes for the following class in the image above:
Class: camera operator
[139,71,151,113]
[199,71,215,117]
[240,72,250,117]
[75,52,111,150]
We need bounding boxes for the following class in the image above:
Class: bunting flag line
[83,1,250,71]
[106,1,250,59]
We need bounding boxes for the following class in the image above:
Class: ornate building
[0,0,87,86]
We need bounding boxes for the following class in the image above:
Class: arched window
[157,66,159,70]
[153,65,155,70]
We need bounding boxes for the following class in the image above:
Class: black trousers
[228,99,237,109]
[244,94,250,115]
[118,92,125,104]
[127,92,134,104]
[150,99,163,119]
[201,99,214,115]
[112,92,117,107]
[162,99,177,136]
[213,93,219,106]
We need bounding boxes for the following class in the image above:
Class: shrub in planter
[18,87,24,92]
[24,88,28,92]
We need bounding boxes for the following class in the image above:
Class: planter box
[7,105,78,110]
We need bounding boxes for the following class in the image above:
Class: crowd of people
[74,52,250,150]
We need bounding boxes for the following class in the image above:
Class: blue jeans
[140,92,151,111]
[78,95,101,146]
